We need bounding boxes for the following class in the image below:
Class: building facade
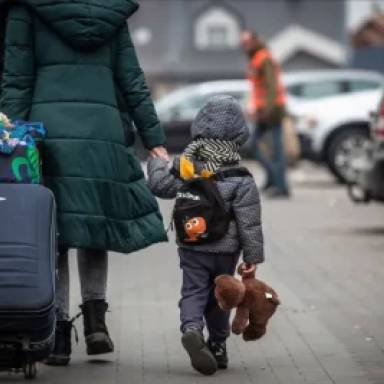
[130,0,347,95]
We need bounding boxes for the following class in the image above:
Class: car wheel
[326,127,370,184]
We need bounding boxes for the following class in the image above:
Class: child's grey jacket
[147,157,264,264]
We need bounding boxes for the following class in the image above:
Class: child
[147,95,264,375]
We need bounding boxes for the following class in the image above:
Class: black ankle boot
[80,300,114,356]
[208,340,228,369]
[44,320,72,366]
[181,328,217,376]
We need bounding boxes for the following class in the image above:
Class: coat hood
[19,0,139,50]
[191,95,250,145]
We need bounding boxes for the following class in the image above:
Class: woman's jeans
[56,247,108,321]
[252,123,289,193]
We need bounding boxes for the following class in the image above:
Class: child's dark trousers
[178,248,240,342]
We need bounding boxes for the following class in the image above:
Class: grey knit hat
[191,95,250,145]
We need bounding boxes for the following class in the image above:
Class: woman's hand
[150,146,170,162]
[238,262,257,279]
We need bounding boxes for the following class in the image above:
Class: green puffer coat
[0,0,168,253]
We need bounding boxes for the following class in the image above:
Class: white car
[155,70,384,182]
[348,94,384,203]
[286,71,384,182]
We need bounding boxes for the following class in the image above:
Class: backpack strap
[170,165,252,181]
[215,167,253,180]
[170,166,181,178]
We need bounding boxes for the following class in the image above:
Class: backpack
[0,121,46,184]
[172,167,252,245]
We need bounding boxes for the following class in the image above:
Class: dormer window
[195,7,241,50]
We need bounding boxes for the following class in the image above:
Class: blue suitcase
[0,184,56,379]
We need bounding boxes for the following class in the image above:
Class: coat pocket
[114,83,136,147]
[120,112,135,147]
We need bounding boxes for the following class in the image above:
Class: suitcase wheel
[24,362,37,380]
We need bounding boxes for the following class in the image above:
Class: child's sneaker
[208,340,228,369]
[181,328,218,375]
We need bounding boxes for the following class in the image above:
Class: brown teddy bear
[214,266,280,341]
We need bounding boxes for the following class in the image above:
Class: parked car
[348,94,384,203]
[152,70,384,182]
[291,88,383,182]
[154,81,248,153]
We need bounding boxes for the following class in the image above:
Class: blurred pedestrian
[0,0,168,365]
[240,30,290,198]
[147,96,264,375]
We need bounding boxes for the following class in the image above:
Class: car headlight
[292,115,318,134]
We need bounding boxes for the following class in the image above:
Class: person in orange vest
[241,30,290,198]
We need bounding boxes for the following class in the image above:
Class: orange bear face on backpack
[184,217,207,242]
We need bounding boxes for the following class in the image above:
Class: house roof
[270,24,347,66]
[130,0,346,79]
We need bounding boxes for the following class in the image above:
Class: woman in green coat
[0,0,168,364]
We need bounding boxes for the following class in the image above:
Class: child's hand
[150,146,170,162]
[238,262,257,279]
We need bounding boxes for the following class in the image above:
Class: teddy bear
[214,266,280,341]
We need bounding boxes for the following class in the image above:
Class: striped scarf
[183,138,241,173]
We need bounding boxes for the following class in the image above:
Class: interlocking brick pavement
[4,163,384,384]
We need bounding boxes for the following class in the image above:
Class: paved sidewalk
[4,163,384,383]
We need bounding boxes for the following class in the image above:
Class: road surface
[3,162,384,384]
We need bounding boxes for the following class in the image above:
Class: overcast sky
[346,0,384,30]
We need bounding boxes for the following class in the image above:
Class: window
[206,91,248,106]
[195,7,241,50]
[167,91,248,122]
[224,91,248,104]
[287,78,383,100]
[286,84,302,98]
[348,80,381,92]
[288,81,344,100]
[169,94,207,121]
[207,26,229,49]
[301,82,343,99]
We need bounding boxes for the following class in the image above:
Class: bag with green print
[0,120,45,184]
